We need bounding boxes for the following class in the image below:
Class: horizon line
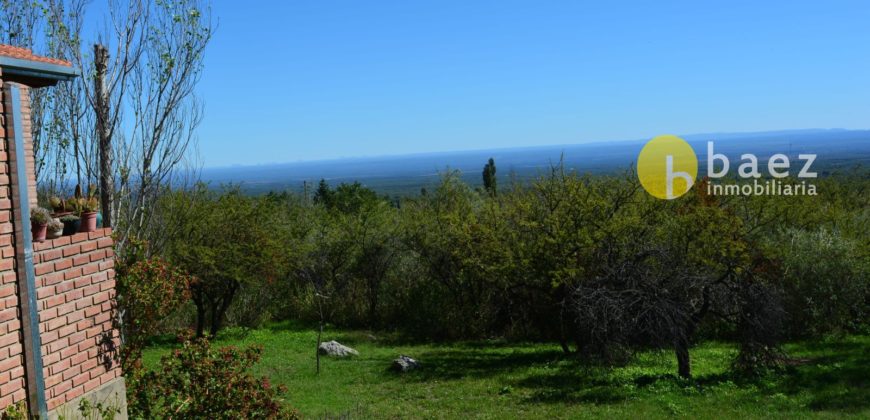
[203,127,867,170]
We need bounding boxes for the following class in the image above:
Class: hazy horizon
[199,129,870,196]
[203,127,869,169]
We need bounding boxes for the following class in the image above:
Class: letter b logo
[637,135,698,199]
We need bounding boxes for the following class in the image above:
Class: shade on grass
[143,323,870,418]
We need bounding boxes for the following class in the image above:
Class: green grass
[142,323,870,418]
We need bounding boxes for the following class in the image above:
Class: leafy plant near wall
[0,402,27,420]
[115,255,192,373]
[63,184,101,216]
[127,334,299,419]
[49,196,68,214]
[83,197,100,213]
[48,218,64,231]
[30,206,51,225]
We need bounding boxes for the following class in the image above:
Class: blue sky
[183,1,868,167]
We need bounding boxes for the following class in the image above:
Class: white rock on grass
[318,340,359,357]
[391,355,420,372]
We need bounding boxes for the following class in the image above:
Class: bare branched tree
[10,0,212,256]
[43,0,95,192]
[4,0,211,256]
[113,0,212,252]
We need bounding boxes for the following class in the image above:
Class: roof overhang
[0,55,79,87]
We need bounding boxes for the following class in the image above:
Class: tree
[165,185,285,337]
[1,0,93,193]
[495,167,640,352]
[11,0,214,255]
[401,171,496,338]
[482,157,497,195]
[566,180,785,378]
[115,0,213,254]
[313,179,333,207]
[347,199,399,328]
[93,43,115,227]
[774,228,869,336]
[290,205,356,372]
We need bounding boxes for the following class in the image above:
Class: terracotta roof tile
[0,44,72,67]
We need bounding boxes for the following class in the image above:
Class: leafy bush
[775,228,870,336]
[144,169,870,353]
[127,334,298,419]
[116,256,192,371]
[60,214,80,223]
[1,402,27,420]
[163,185,286,337]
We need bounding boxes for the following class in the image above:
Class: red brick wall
[0,77,122,412]
[33,229,120,410]
[13,85,37,208]
[0,77,29,409]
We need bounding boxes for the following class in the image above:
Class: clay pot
[47,219,64,239]
[61,218,80,236]
[78,212,98,233]
[31,222,48,243]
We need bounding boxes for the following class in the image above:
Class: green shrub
[1,402,27,420]
[127,334,298,419]
[116,257,192,372]
[775,228,870,336]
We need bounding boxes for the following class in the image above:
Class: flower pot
[47,218,64,240]
[31,222,48,243]
[51,211,72,218]
[61,218,80,236]
[78,212,98,233]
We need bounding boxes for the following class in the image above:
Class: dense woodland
[124,166,869,382]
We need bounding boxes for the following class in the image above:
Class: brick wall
[33,229,120,410]
[0,74,122,414]
[0,77,29,409]
[11,84,37,208]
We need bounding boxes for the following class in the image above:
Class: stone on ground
[318,340,359,357]
[391,355,420,372]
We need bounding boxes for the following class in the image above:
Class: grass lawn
[142,322,870,419]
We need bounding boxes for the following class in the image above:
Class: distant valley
[202,129,870,196]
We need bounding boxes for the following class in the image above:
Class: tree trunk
[193,290,205,338]
[316,321,322,375]
[208,281,238,337]
[675,337,692,379]
[557,288,572,354]
[367,275,380,329]
[94,44,113,228]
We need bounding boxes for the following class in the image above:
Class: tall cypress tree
[482,158,497,196]
[314,179,333,206]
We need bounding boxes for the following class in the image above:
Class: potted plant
[49,196,70,217]
[30,207,51,243]
[60,214,80,236]
[47,218,64,239]
[77,197,100,233]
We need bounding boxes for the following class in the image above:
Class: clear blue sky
[189,1,870,167]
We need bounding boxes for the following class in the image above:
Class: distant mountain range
[201,129,870,195]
